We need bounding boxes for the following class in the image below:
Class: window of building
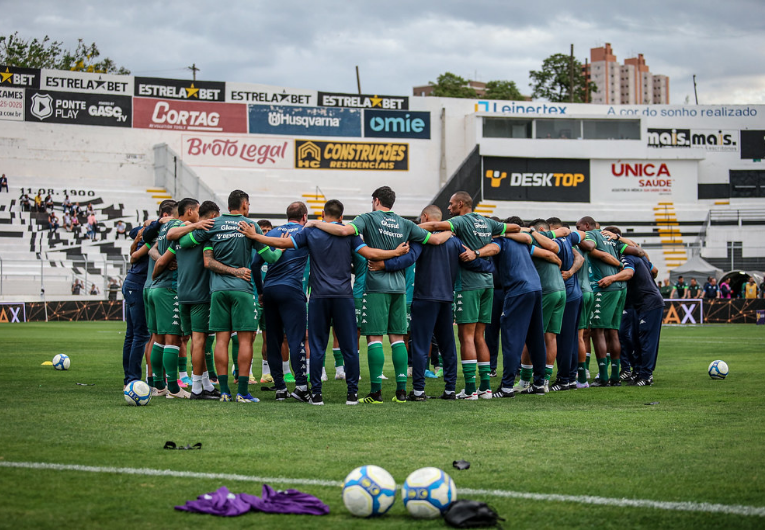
[582,119,640,140]
[730,170,765,198]
[535,119,582,139]
[482,118,533,138]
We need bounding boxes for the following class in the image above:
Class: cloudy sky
[5,0,765,104]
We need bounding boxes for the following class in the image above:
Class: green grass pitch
[0,322,764,529]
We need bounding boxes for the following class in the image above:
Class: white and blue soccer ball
[124,380,152,406]
[708,360,729,380]
[402,467,457,519]
[342,465,397,517]
[52,354,70,370]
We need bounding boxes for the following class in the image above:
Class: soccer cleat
[477,389,493,400]
[335,370,346,380]
[608,379,622,387]
[177,379,188,389]
[220,392,232,402]
[310,393,324,405]
[543,380,550,393]
[424,370,437,379]
[576,381,590,389]
[248,377,258,385]
[321,368,328,382]
[407,391,428,402]
[260,374,274,383]
[585,369,591,380]
[407,367,413,377]
[439,391,457,400]
[518,384,545,395]
[181,376,193,386]
[379,373,388,380]
[493,388,515,398]
[361,391,383,404]
[392,390,408,403]
[549,380,570,392]
[284,372,296,383]
[346,392,358,405]
[190,389,219,400]
[513,380,530,393]
[635,378,652,386]
[489,369,498,378]
[434,367,443,378]
[619,369,632,381]
[275,389,289,401]
[151,387,168,397]
[290,388,311,403]
[456,389,478,401]
[167,388,190,399]
[590,378,609,387]
[236,393,260,403]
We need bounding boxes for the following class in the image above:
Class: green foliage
[483,79,524,101]
[529,53,596,103]
[428,72,477,98]
[0,32,130,74]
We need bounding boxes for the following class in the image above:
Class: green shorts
[254,302,265,332]
[454,288,493,325]
[578,291,594,330]
[590,289,627,329]
[151,288,182,336]
[406,302,412,333]
[541,290,566,334]
[180,303,210,335]
[209,290,257,332]
[143,288,156,335]
[354,297,363,329]
[361,292,407,336]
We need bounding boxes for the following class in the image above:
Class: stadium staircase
[654,202,687,270]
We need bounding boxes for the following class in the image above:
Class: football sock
[218,374,230,395]
[585,352,591,371]
[191,374,203,394]
[205,335,215,354]
[262,359,271,376]
[204,351,216,378]
[238,376,249,396]
[598,358,609,381]
[282,360,291,374]
[520,364,533,384]
[610,359,621,381]
[368,342,385,393]
[414,389,424,396]
[179,356,187,375]
[231,334,240,376]
[202,372,215,392]
[150,343,165,389]
[545,364,554,381]
[478,362,491,391]
[332,348,344,367]
[461,360,477,394]
[163,345,181,394]
[577,362,588,383]
[391,341,408,391]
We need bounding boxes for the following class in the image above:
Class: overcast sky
[5,0,765,105]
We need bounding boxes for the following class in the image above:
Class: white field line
[1,461,764,518]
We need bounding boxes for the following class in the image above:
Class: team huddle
[120,186,663,405]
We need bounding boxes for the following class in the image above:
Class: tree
[428,72,477,98]
[0,32,130,74]
[483,80,524,101]
[529,53,595,103]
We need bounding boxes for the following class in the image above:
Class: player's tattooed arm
[148,242,161,261]
[203,249,251,281]
[589,248,621,267]
[563,248,585,281]
[168,218,214,240]
[152,249,177,280]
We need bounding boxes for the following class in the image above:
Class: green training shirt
[585,230,625,292]
[176,238,211,304]
[151,219,182,290]
[531,240,565,295]
[577,252,593,293]
[448,213,506,291]
[350,210,431,294]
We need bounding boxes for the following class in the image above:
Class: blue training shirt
[262,222,309,293]
[383,234,494,303]
[491,238,542,296]
[621,255,664,312]
[291,223,366,298]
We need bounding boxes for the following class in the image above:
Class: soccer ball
[342,465,397,517]
[124,380,152,406]
[52,354,70,370]
[402,467,457,519]
[708,360,729,380]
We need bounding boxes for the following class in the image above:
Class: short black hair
[604,225,622,235]
[678,275,684,279]
[489,216,501,222]
[286,201,308,221]
[546,216,562,227]
[177,198,199,217]
[158,199,177,216]
[257,219,272,231]
[530,218,549,231]
[228,190,249,211]
[452,191,473,209]
[199,200,220,218]
[323,199,344,219]
[505,216,524,226]
[372,186,396,209]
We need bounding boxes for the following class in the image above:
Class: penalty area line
[1,461,763,518]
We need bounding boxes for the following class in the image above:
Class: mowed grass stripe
[2,461,764,518]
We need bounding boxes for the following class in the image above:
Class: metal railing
[154,143,217,203]
[709,208,765,225]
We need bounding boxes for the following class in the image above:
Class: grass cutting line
[2,461,764,518]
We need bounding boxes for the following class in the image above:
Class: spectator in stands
[671,276,688,299]
[0,174,8,192]
[19,192,31,211]
[34,192,43,212]
[71,213,81,237]
[71,279,83,295]
[108,278,121,301]
[86,203,95,216]
[686,278,701,299]
[703,277,720,299]
[719,278,732,299]
[44,194,54,212]
[744,277,759,299]
[115,220,127,239]
[48,211,59,232]
[62,195,72,214]
[62,211,72,231]
[73,202,83,219]
[90,284,100,296]
[660,278,673,299]
[87,212,98,240]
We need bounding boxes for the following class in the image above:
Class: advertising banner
[590,159,698,202]
[135,76,225,101]
[181,134,292,169]
[662,299,703,324]
[740,130,765,159]
[133,98,246,133]
[318,91,408,110]
[647,128,738,152]
[482,157,590,202]
[25,89,132,127]
[295,140,408,171]
[248,104,361,137]
[0,65,40,88]
[0,302,26,323]
[226,82,317,106]
[41,69,133,95]
[363,109,431,139]
[0,87,25,121]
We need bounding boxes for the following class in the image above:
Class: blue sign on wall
[248,104,361,137]
[364,109,431,139]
